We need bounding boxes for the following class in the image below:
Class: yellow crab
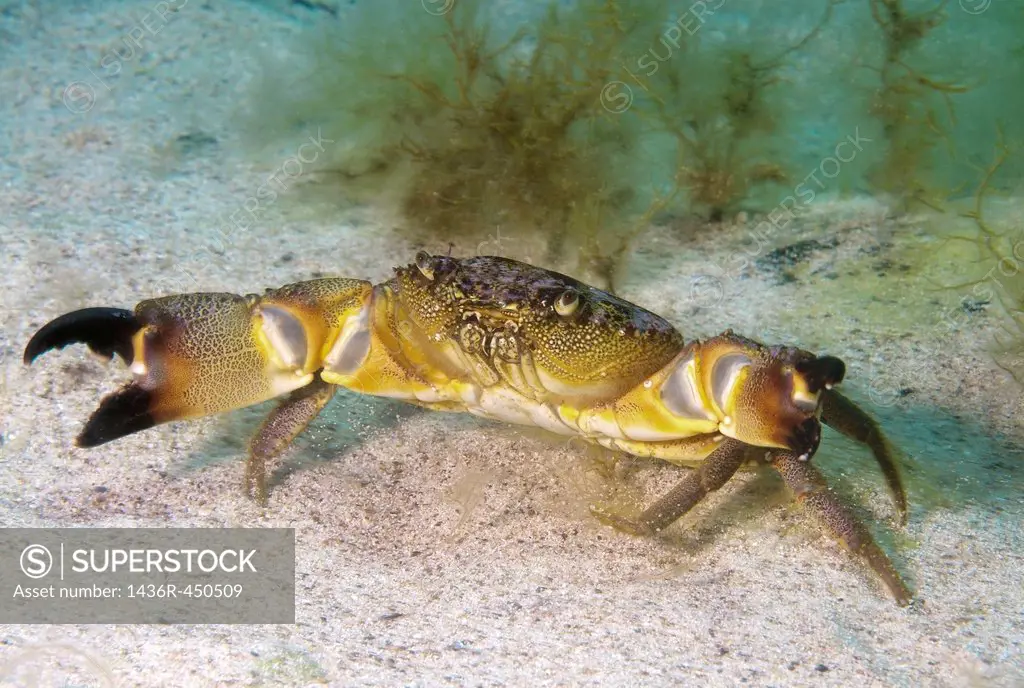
[24,252,912,605]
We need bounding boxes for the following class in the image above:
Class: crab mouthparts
[796,355,846,393]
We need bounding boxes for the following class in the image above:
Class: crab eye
[554,289,579,316]
[415,251,434,280]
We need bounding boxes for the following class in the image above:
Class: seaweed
[243,0,854,287]
[242,0,1015,288]
[937,129,1024,382]
[863,0,970,206]
[643,1,840,223]
[245,0,671,285]
[960,133,1024,382]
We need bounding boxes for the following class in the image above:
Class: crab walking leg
[820,390,908,524]
[595,438,749,536]
[771,451,913,606]
[246,378,337,504]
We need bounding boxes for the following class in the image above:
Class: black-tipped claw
[796,355,846,393]
[23,307,140,365]
[788,417,822,460]
[76,383,156,447]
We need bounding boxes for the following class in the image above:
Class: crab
[24,252,912,604]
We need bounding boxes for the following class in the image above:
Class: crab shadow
[177,388,424,490]
[874,401,1023,515]
[172,383,1022,561]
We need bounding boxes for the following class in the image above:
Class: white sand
[0,1,1021,686]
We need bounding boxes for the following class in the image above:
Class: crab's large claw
[690,334,907,521]
[680,333,845,460]
[24,307,141,366]
[23,279,373,449]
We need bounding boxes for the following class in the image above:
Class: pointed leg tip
[589,504,654,537]
[889,580,916,607]
[243,479,269,507]
[243,461,269,506]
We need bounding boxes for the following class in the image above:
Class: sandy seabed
[0,1,1021,686]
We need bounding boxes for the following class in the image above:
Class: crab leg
[771,451,913,606]
[820,390,908,524]
[594,437,750,536]
[247,378,337,504]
